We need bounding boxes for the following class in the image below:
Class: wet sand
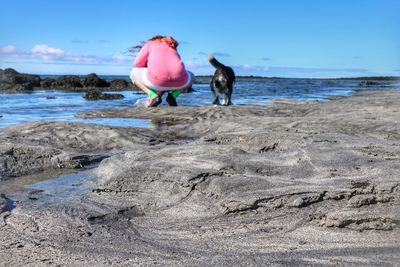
[0,90,399,266]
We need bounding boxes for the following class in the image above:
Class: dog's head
[214,74,228,89]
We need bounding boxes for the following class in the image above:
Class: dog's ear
[207,54,214,61]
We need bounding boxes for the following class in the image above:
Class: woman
[130,35,194,107]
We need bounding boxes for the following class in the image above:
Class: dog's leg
[222,93,232,106]
[213,96,220,105]
[226,83,234,106]
[211,79,220,105]
[212,91,220,105]
[227,92,233,106]
[222,95,228,106]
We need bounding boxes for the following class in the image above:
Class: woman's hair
[129,35,178,54]
[148,35,179,50]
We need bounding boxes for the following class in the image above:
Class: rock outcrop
[84,89,124,100]
[81,73,110,88]
[0,68,41,92]
[108,79,131,90]
[0,68,137,92]
[51,75,84,89]
[358,80,384,86]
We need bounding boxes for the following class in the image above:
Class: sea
[1,76,399,129]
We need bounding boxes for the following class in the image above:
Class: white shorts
[130,67,194,91]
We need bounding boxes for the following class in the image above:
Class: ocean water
[0,77,399,129]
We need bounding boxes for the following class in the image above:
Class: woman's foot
[145,91,164,107]
[166,92,178,106]
[146,96,162,107]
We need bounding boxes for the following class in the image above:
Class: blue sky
[0,0,399,77]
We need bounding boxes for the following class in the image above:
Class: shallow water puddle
[25,170,97,201]
[0,168,101,212]
[4,196,16,211]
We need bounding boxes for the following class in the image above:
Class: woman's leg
[130,68,195,107]
[130,68,161,107]
[134,80,158,98]
[130,68,157,97]
[163,71,195,106]
[168,71,195,98]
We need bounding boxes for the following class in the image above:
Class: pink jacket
[134,41,188,87]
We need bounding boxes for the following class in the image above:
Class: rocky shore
[0,68,137,93]
[0,90,399,266]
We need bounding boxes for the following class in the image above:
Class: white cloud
[1,44,385,77]
[187,62,378,78]
[112,54,130,63]
[0,45,18,54]
[30,44,65,60]
[0,44,133,65]
[31,44,64,55]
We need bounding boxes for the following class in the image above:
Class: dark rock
[359,81,382,87]
[0,68,17,80]
[81,73,109,88]
[0,68,142,92]
[0,68,40,86]
[84,89,124,100]
[0,82,33,92]
[52,75,83,88]
[0,68,41,92]
[84,90,103,100]
[40,78,56,88]
[109,79,131,90]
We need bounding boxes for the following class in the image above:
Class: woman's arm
[134,42,150,67]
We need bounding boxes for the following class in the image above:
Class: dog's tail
[208,54,225,69]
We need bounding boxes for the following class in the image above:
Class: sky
[0,0,399,78]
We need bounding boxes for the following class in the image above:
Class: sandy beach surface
[0,90,399,266]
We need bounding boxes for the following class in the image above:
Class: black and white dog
[208,54,235,106]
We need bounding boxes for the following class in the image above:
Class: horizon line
[1,67,399,80]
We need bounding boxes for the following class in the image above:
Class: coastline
[1,68,399,93]
[0,90,399,265]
